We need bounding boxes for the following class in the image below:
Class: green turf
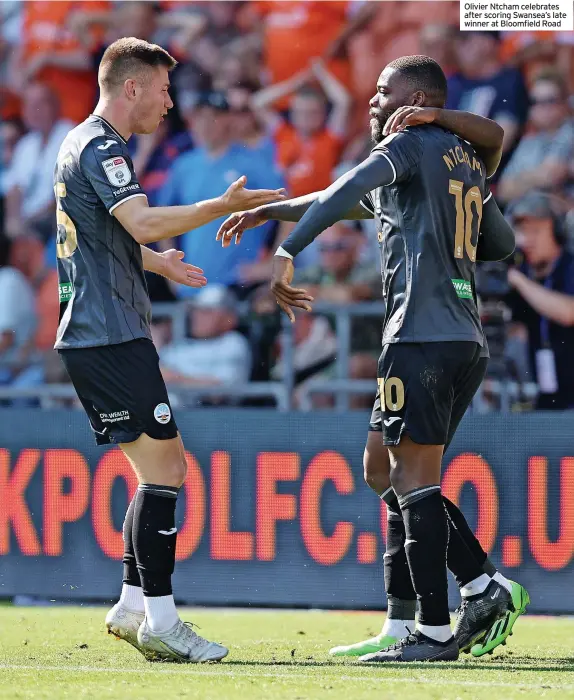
[1,607,573,700]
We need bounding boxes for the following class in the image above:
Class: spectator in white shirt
[4,82,73,242]
[0,237,36,383]
[160,285,252,392]
[499,72,574,204]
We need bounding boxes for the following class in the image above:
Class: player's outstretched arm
[113,176,285,245]
[384,107,504,178]
[216,191,372,248]
[278,151,395,259]
[269,150,401,320]
[476,194,515,262]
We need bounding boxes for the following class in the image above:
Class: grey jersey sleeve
[80,136,146,214]
[370,129,424,184]
[477,186,516,262]
[359,130,424,215]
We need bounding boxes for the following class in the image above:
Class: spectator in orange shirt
[252,59,351,198]
[499,31,574,88]
[9,0,109,124]
[347,1,458,104]
[248,1,375,110]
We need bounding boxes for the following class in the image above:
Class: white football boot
[105,603,145,654]
[137,618,229,662]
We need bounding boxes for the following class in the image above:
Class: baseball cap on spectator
[507,192,556,222]
[507,192,567,246]
[190,284,238,311]
[198,90,231,111]
[178,89,230,113]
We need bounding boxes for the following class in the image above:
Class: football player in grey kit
[54,37,284,663]
[217,56,529,662]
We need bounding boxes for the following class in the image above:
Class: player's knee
[363,451,389,496]
[389,461,408,496]
[363,462,377,493]
[162,456,187,488]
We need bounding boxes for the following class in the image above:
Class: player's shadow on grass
[224,658,574,672]
[225,660,339,668]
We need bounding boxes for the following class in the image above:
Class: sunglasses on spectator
[319,241,354,252]
[532,96,563,105]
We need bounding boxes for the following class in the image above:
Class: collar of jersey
[90,114,127,144]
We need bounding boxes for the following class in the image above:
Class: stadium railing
[0,382,290,411]
[280,300,384,411]
[0,301,538,411]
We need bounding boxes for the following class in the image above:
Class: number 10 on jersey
[449,180,483,263]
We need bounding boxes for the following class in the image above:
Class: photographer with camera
[506,192,574,410]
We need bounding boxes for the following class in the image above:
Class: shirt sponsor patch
[452,279,473,300]
[102,156,132,186]
[113,183,141,197]
[59,282,74,303]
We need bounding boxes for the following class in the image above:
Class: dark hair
[99,37,177,93]
[233,79,262,94]
[386,54,447,106]
[0,236,11,268]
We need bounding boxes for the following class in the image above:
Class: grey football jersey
[360,126,488,347]
[54,115,151,349]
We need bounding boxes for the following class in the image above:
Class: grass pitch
[1,607,573,700]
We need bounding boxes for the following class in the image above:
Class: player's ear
[124,78,138,101]
[412,91,425,107]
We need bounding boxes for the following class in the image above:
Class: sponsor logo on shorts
[112,183,141,197]
[102,156,132,186]
[154,403,171,424]
[452,278,473,300]
[383,417,402,427]
[99,410,130,424]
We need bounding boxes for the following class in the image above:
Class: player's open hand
[270,256,314,323]
[221,176,286,215]
[216,208,269,248]
[161,249,207,288]
[383,106,440,136]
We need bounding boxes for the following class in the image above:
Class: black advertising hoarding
[0,409,572,613]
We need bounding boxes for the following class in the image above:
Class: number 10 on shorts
[377,377,405,412]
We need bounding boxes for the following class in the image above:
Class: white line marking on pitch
[0,664,573,690]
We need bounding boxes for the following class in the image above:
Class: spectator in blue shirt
[447,31,529,170]
[226,81,276,166]
[128,111,193,208]
[157,90,283,297]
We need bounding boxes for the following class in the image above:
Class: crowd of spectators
[1,0,574,411]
